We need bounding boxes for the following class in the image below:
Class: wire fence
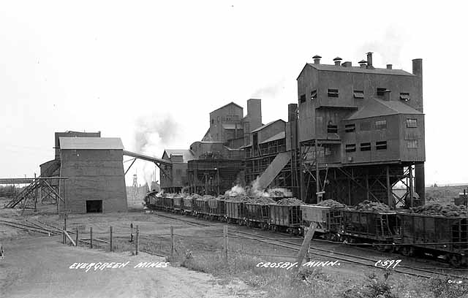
[61,223,301,264]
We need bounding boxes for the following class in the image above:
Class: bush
[427,276,468,298]
[342,270,398,298]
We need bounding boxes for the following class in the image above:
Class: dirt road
[0,236,261,298]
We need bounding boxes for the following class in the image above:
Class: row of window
[328,119,418,134]
[345,140,418,152]
[299,89,411,102]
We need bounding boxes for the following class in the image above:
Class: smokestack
[333,57,342,66]
[313,55,322,65]
[386,64,392,70]
[342,61,352,67]
[412,58,423,77]
[359,60,367,68]
[366,52,373,69]
[412,58,424,205]
[247,98,262,131]
[288,104,298,122]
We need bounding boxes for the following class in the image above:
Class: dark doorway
[86,200,102,213]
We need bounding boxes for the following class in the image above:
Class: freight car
[396,212,468,267]
[144,192,468,267]
[269,204,302,235]
[245,203,270,229]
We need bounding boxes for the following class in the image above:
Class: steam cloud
[133,113,179,187]
[357,26,407,67]
[251,77,286,99]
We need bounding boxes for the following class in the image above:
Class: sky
[0,0,467,187]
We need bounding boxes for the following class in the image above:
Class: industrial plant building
[6,52,425,212]
[160,53,425,208]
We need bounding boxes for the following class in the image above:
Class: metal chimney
[333,57,342,66]
[359,60,367,68]
[313,55,322,65]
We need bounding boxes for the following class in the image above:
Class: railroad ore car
[269,204,302,234]
[397,213,468,266]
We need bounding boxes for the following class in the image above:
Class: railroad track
[231,229,468,280]
[148,210,468,280]
[0,219,61,235]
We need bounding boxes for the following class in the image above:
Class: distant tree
[0,185,16,197]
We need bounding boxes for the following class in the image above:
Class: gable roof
[251,119,285,133]
[346,98,423,120]
[260,131,285,144]
[162,149,195,163]
[210,102,243,114]
[297,63,414,80]
[59,137,124,150]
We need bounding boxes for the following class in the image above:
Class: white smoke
[133,113,179,186]
[251,77,287,98]
[356,25,408,68]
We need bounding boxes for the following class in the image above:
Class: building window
[376,141,388,150]
[360,121,371,131]
[311,90,317,99]
[300,94,306,104]
[327,124,338,133]
[406,119,418,128]
[377,88,387,96]
[345,124,355,133]
[360,142,371,151]
[407,140,418,149]
[375,120,387,130]
[345,144,356,152]
[328,89,339,97]
[400,92,410,102]
[353,90,364,99]
[211,119,214,124]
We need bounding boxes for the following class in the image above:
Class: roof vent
[333,57,342,66]
[342,61,352,67]
[359,60,367,68]
[313,55,322,65]
[386,64,392,70]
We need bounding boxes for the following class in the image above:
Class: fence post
[170,226,174,259]
[75,228,79,246]
[223,225,228,263]
[62,229,65,244]
[110,226,113,252]
[294,223,316,272]
[130,223,134,243]
[135,225,139,255]
[90,227,93,249]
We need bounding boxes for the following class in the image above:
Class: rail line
[0,219,61,235]
[149,210,468,280]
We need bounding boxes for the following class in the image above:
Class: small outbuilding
[59,137,127,213]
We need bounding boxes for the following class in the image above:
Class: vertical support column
[300,145,305,202]
[366,169,370,201]
[347,174,351,206]
[415,163,425,205]
[409,165,414,207]
[386,166,393,208]
[315,141,320,202]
